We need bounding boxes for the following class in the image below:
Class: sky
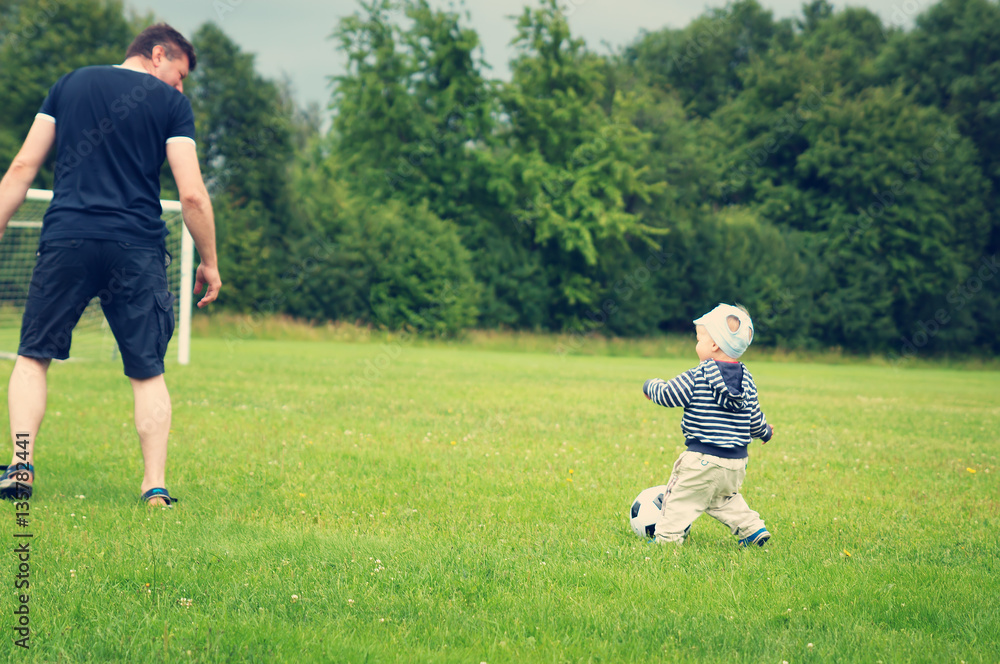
[123,0,931,111]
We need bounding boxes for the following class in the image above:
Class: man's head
[125,23,196,92]
[693,303,754,361]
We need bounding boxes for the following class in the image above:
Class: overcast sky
[123,0,931,110]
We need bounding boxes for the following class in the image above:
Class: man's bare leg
[131,374,172,505]
[7,355,50,472]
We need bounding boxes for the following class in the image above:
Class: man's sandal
[0,464,34,501]
[140,487,178,507]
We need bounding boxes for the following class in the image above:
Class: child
[643,303,775,546]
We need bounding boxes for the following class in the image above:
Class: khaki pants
[654,450,766,545]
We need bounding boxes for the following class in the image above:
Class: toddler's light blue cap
[693,304,754,359]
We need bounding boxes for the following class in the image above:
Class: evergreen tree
[329,0,498,327]
[622,0,789,118]
[288,142,480,335]
[716,57,991,349]
[878,0,1000,190]
[497,0,666,330]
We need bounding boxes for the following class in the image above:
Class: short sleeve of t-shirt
[166,94,196,146]
[37,76,64,123]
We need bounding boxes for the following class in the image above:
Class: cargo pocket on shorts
[154,291,176,359]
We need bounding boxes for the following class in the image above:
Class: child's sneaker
[738,528,770,547]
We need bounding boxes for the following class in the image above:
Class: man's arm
[0,118,56,240]
[166,141,221,308]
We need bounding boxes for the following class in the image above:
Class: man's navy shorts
[18,238,175,379]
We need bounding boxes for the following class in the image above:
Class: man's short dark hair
[126,23,197,71]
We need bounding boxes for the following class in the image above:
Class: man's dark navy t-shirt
[37,65,196,246]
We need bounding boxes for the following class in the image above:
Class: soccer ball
[630,485,667,538]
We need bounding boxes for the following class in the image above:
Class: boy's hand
[762,424,775,444]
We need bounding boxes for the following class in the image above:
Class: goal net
[0,188,194,365]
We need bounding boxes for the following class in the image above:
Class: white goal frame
[4,188,194,365]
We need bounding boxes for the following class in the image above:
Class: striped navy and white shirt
[643,359,772,459]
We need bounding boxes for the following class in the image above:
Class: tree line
[1,0,998,358]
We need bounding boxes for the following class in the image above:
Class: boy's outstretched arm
[643,371,695,408]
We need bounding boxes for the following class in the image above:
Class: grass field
[0,335,997,662]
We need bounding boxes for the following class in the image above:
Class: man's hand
[194,263,221,308]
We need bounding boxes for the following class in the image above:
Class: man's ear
[150,44,166,66]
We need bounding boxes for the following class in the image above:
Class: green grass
[1,337,998,662]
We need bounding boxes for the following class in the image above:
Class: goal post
[0,188,194,365]
[175,197,194,366]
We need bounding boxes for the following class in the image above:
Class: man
[0,24,221,506]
